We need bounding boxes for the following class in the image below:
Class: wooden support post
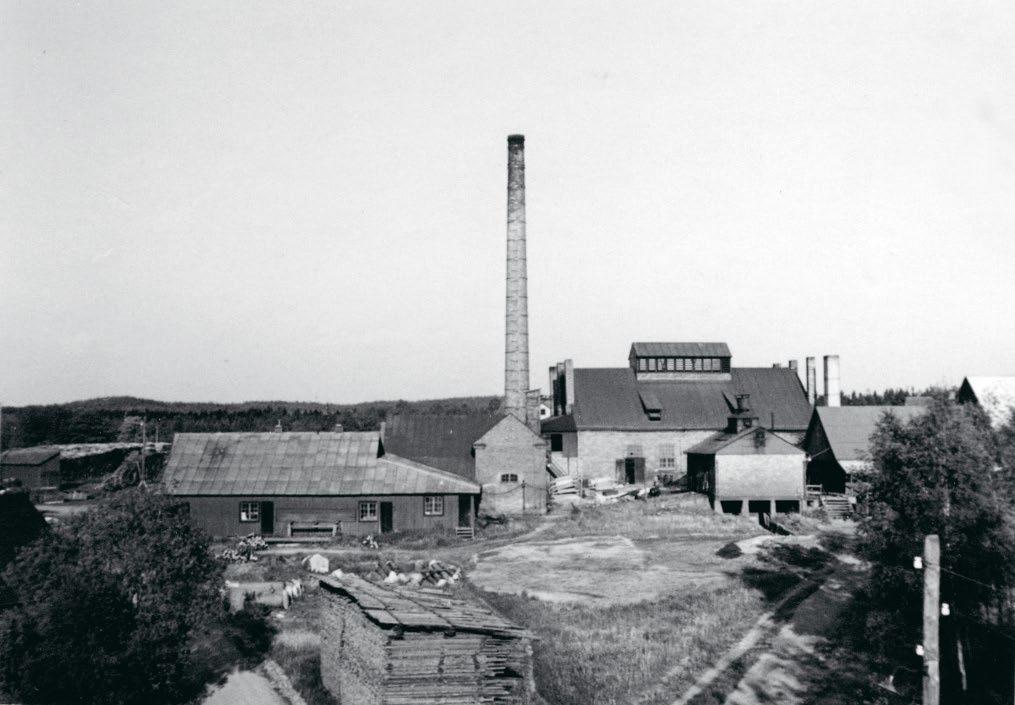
[923,534,940,705]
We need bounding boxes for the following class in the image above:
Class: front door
[624,458,646,484]
[260,501,274,535]
[380,502,394,534]
[458,495,472,527]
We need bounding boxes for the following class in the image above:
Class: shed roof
[319,573,530,638]
[810,406,927,463]
[630,342,731,358]
[161,432,480,496]
[960,376,1015,428]
[383,414,508,480]
[686,426,805,456]
[544,367,811,432]
[0,447,60,466]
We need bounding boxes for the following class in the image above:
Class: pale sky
[3,2,1015,406]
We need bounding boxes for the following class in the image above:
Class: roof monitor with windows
[629,342,732,382]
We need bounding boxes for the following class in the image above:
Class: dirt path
[203,669,288,705]
[669,557,866,705]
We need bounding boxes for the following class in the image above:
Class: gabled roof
[162,432,479,496]
[0,447,60,466]
[630,342,731,358]
[686,426,805,456]
[383,414,508,480]
[959,376,1015,429]
[546,367,811,432]
[809,406,927,463]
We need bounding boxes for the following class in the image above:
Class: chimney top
[507,134,525,145]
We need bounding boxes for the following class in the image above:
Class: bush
[0,490,233,705]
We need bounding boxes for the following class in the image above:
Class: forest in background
[0,396,502,450]
[0,386,949,450]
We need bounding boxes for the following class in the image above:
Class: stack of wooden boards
[319,573,534,704]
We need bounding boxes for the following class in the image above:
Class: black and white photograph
[2,2,1015,704]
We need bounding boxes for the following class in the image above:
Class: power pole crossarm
[923,534,940,705]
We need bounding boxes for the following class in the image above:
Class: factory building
[543,342,812,484]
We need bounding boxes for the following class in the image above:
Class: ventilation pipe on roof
[824,355,841,407]
[788,359,798,372]
[504,134,530,425]
[805,357,817,405]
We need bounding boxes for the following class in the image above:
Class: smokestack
[564,359,575,414]
[824,355,841,407]
[504,134,530,423]
[787,359,798,371]
[805,357,817,405]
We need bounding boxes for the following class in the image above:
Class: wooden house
[161,431,480,538]
[0,447,60,491]
[319,573,534,704]
[802,406,927,493]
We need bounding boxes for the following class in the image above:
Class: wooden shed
[161,431,480,538]
[319,574,534,705]
[0,447,60,491]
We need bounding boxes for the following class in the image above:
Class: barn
[802,406,927,493]
[685,396,806,514]
[0,446,61,491]
[384,413,548,515]
[161,431,480,539]
[543,343,811,485]
[319,573,534,705]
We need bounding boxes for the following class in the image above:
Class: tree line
[0,395,503,449]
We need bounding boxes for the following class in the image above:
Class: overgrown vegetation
[0,490,273,705]
[485,581,763,705]
[857,400,1015,704]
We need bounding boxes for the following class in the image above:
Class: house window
[638,358,648,371]
[666,358,675,371]
[239,501,260,522]
[359,501,378,521]
[658,444,676,469]
[703,358,713,371]
[693,358,703,371]
[550,434,563,452]
[424,496,444,516]
[648,358,657,371]
[500,473,518,483]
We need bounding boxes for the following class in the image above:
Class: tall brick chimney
[504,134,529,423]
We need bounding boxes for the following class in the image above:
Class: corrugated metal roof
[0,447,60,466]
[383,414,507,480]
[812,406,927,462]
[162,432,479,496]
[554,367,811,431]
[961,376,1015,429]
[630,342,731,358]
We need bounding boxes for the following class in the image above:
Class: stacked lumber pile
[319,574,534,704]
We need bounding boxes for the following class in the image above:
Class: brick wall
[575,430,717,481]
[475,416,547,514]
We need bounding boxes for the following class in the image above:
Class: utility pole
[923,534,940,705]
